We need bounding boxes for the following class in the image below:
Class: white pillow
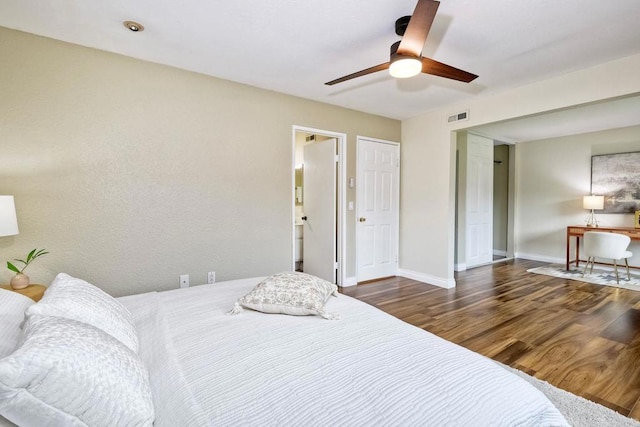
[228,272,340,319]
[0,289,34,359]
[26,273,138,352]
[0,314,154,427]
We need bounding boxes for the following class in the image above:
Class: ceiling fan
[325,0,478,86]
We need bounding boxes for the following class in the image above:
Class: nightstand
[1,284,47,302]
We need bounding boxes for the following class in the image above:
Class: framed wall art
[591,151,640,213]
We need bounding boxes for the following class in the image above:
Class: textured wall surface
[0,27,400,296]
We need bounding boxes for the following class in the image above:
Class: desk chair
[582,231,633,284]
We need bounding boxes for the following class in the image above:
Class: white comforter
[119,278,568,427]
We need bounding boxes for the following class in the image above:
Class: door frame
[454,132,516,271]
[291,125,347,286]
[355,136,400,283]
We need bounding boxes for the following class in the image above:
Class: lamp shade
[0,195,19,237]
[583,195,604,210]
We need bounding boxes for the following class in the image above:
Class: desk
[566,225,640,270]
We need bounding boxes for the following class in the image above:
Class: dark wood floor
[341,259,640,421]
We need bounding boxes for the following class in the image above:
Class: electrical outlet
[179,274,189,288]
[207,271,216,284]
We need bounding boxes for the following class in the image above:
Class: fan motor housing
[390,40,401,55]
[395,16,411,36]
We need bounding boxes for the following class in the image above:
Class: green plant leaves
[6,248,49,274]
[7,262,20,274]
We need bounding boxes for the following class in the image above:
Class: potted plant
[7,248,49,290]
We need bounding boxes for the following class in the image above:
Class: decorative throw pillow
[26,273,139,352]
[228,272,340,319]
[0,289,34,358]
[0,314,154,427]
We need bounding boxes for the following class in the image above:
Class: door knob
[359,217,366,222]
[301,216,307,221]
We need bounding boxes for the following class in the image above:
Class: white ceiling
[1,0,640,123]
[470,95,640,143]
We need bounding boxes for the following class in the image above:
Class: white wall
[401,53,640,286]
[515,126,640,265]
[0,27,400,296]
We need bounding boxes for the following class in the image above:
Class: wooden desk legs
[565,233,581,271]
[566,232,570,270]
[566,225,640,272]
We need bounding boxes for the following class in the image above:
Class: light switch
[348,201,354,211]
[349,178,355,188]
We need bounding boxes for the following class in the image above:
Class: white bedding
[119,277,568,426]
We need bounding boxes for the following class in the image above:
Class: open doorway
[492,143,513,261]
[455,132,515,271]
[292,126,346,285]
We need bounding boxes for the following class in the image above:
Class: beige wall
[0,27,400,296]
[401,52,640,285]
[515,126,640,265]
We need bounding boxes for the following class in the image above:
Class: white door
[357,138,400,282]
[465,134,493,267]
[303,138,337,283]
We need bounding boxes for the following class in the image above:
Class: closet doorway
[355,137,400,282]
[455,132,515,271]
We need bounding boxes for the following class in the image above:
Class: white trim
[355,136,401,283]
[493,249,507,257]
[515,252,565,264]
[454,263,467,272]
[398,269,456,289]
[341,277,358,287]
[292,126,347,286]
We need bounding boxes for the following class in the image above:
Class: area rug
[498,363,640,426]
[527,264,640,291]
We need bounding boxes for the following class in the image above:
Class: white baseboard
[454,263,467,272]
[397,268,456,289]
[340,276,358,287]
[515,252,564,264]
[493,249,507,257]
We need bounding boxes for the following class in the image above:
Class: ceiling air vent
[447,110,469,123]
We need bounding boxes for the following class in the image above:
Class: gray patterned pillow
[228,272,340,319]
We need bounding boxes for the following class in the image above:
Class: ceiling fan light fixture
[389,57,422,79]
[325,0,477,85]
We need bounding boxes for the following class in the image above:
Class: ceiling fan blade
[325,62,390,86]
[397,0,440,57]
[421,57,478,83]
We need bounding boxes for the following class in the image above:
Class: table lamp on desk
[583,195,604,228]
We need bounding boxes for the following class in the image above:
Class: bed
[0,273,568,426]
